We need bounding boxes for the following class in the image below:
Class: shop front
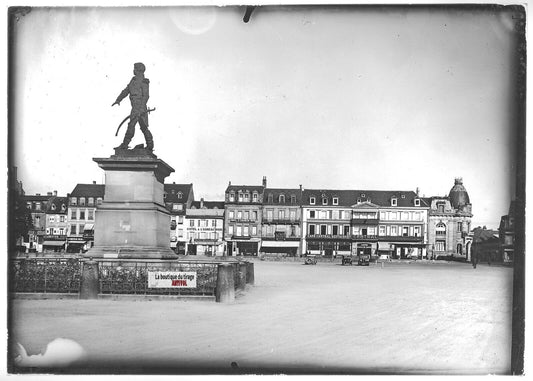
[305,236,351,257]
[227,239,260,256]
[42,240,66,253]
[260,239,300,256]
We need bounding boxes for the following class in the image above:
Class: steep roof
[164,183,193,203]
[264,188,303,205]
[190,200,225,209]
[472,227,499,243]
[69,184,105,198]
[302,189,426,207]
[225,185,264,193]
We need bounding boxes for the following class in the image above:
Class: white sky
[10,5,523,229]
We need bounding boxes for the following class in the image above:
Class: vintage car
[341,254,370,266]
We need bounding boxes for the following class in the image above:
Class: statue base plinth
[90,150,176,260]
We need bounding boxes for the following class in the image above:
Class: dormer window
[229,192,235,202]
[391,198,398,206]
[357,198,361,204]
[279,194,285,203]
[244,193,250,202]
[290,195,296,204]
[322,198,328,205]
[171,189,176,195]
[238,193,243,202]
[268,193,274,203]
[61,204,66,211]
[97,197,103,205]
[51,204,56,211]
[401,194,406,199]
[177,192,183,199]
[252,192,258,202]
[414,198,420,206]
[310,196,316,205]
[361,193,366,198]
[71,197,77,205]
[332,197,339,205]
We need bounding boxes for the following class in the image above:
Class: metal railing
[98,260,219,296]
[10,257,82,293]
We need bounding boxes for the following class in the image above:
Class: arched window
[279,194,285,203]
[436,222,446,236]
[177,192,183,199]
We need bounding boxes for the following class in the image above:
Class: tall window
[414,226,421,237]
[79,197,86,206]
[332,225,339,235]
[70,225,77,235]
[71,210,77,220]
[253,192,258,202]
[228,225,234,235]
[322,198,328,205]
[243,226,249,236]
[402,226,409,237]
[251,226,257,235]
[344,225,350,236]
[320,225,327,235]
[309,210,315,218]
[332,197,339,205]
[236,226,242,236]
[190,220,195,227]
[88,210,94,220]
[437,203,445,213]
[244,211,249,220]
[79,210,85,220]
[435,240,446,252]
[71,197,77,205]
[310,197,315,205]
[229,210,234,219]
[279,194,285,203]
[391,198,397,206]
[391,226,398,236]
[244,193,250,202]
[309,224,315,235]
[237,211,242,220]
[436,222,446,236]
[268,194,274,203]
[60,216,65,223]
[238,193,243,202]
[88,197,94,206]
[279,210,285,219]
[97,197,103,205]
[290,195,296,204]
[229,193,235,202]
[379,226,386,235]
[35,203,41,211]
[253,211,257,220]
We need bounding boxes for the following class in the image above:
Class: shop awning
[261,241,300,248]
[83,224,94,231]
[42,241,65,247]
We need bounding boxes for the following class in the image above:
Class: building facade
[67,182,105,253]
[499,200,516,263]
[23,193,54,253]
[185,199,225,256]
[370,191,429,259]
[302,190,353,257]
[43,195,68,253]
[426,178,473,260]
[261,187,303,256]
[164,182,194,254]
[224,177,265,256]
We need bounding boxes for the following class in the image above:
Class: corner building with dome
[424,178,473,260]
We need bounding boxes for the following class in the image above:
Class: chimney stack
[229,181,231,186]
[93,181,96,185]
[416,187,419,196]
[200,198,204,208]
[54,190,57,196]
[47,192,52,196]
[262,176,267,188]
[36,193,41,196]
[299,184,302,191]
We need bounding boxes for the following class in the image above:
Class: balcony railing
[263,218,301,224]
[351,218,379,225]
[261,233,300,241]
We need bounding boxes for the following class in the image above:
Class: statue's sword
[115,107,156,136]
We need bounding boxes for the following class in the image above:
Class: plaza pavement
[9,260,513,375]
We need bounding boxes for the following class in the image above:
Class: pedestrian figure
[112,62,154,151]
[472,250,477,269]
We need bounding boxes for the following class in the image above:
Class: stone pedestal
[85,148,176,259]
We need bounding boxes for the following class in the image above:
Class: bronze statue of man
[112,62,154,151]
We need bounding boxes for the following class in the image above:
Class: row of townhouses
[21,176,483,261]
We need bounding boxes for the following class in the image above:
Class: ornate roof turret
[449,177,470,209]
